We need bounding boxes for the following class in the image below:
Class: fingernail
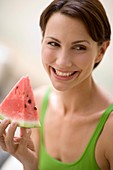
[3,118,10,123]
[11,121,18,127]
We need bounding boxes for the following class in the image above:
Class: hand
[0,119,38,170]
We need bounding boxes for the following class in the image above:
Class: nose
[56,49,72,68]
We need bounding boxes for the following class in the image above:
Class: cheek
[75,53,96,70]
[41,47,54,64]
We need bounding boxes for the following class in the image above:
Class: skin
[0,12,113,170]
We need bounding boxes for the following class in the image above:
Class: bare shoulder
[102,110,113,169]
[97,85,113,108]
[105,91,113,104]
[33,85,52,113]
[95,86,113,169]
[101,86,113,102]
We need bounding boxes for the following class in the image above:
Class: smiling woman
[41,12,109,91]
[0,0,113,170]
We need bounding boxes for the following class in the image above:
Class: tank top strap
[90,103,113,143]
[85,103,113,161]
[40,87,51,124]
[79,104,113,169]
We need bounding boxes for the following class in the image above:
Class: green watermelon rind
[0,113,41,128]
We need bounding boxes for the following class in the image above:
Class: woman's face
[41,12,103,91]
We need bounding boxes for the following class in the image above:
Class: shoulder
[34,85,52,113]
[100,86,113,103]
[102,110,113,168]
[97,85,113,109]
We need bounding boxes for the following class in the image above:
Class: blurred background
[0,0,52,102]
[0,0,113,169]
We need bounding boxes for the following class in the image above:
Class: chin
[51,81,72,92]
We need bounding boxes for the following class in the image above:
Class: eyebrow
[46,36,90,45]
[46,36,61,43]
[72,40,90,45]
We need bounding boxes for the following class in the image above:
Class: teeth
[55,70,74,77]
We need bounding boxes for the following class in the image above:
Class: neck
[55,77,97,114]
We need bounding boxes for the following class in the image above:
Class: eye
[47,41,60,47]
[72,45,86,51]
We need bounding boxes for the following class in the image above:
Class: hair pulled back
[40,0,111,42]
[40,0,111,68]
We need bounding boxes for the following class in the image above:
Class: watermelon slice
[0,76,40,128]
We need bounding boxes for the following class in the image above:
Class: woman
[0,0,113,170]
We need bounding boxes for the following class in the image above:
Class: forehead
[44,12,92,41]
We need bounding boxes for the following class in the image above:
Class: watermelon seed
[28,99,31,104]
[15,86,19,94]
[26,94,29,97]
[34,106,37,110]
[24,104,27,108]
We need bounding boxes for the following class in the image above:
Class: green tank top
[39,88,113,170]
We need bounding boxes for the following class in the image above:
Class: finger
[0,119,10,150]
[0,134,6,150]
[20,127,27,137]
[0,119,10,136]
[19,129,31,148]
[13,137,21,144]
[5,122,18,153]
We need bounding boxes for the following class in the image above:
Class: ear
[95,40,110,63]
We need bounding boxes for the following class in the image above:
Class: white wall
[93,0,113,92]
[0,0,113,92]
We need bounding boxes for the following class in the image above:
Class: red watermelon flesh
[0,76,40,128]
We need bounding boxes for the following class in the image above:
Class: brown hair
[39,0,111,68]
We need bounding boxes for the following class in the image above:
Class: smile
[52,67,79,79]
[55,69,75,77]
